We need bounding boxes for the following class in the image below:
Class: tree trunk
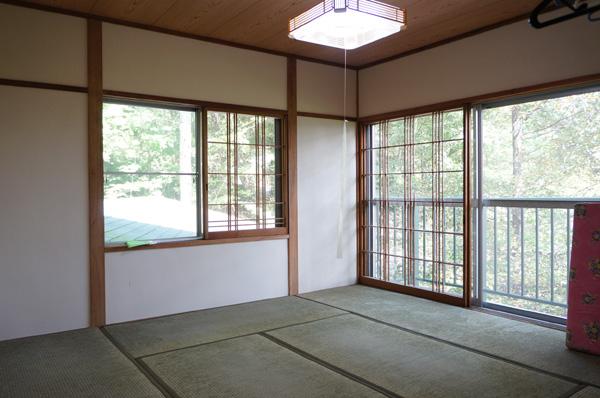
[510,105,524,294]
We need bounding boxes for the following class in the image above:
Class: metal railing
[478,198,581,319]
[365,199,465,296]
[365,197,592,320]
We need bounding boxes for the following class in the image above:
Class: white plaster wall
[0,4,361,337]
[102,21,291,324]
[0,3,86,86]
[105,240,288,323]
[103,23,287,110]
[359,14,600,116]
[298,60,357,117]
[0,86,88,341]
[297,117,357,294]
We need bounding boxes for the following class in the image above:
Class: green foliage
[483,91,600,198]
[207,111,281,221]
[103,105,282,229]
[367,90,600,315]
[368,109,465,295]
[480,91,600,316]
[103,103,196,200]
[370,110,464,202]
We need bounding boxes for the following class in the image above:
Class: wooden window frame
[203,107,288,239]
[357,105,472,308]
[102,95,289,252]
[357,75,600,308]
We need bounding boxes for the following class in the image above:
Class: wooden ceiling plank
[355,0,525,51]
[154,0,261,36]
[211,0,322,43]
[91,0,177,25]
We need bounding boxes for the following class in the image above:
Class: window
[102,101,287,246]
[358,83,599,321]
[359,109,469,303]
[475,86,600,320]
[481,88,600,199]
[103,102,200,244]
[206,111,285,233]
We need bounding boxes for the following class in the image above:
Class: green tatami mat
[571,387,600,398]
[143,334,383,398]
[268,314,576,398]
[106,296,345,357]
[0,328,163,398]
[302,285,600,386]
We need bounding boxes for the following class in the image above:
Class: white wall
[0,86,88,341]
[297,117,357,294]
[0,3,359,338]
[0,4,86,86]
[0,4,292,338]
[103,23,287,110]
[296,61,359,294]
[298,61,357,117]
[0,4,88,341]
[359,14,600,116]
[105,240,288,323]
[101,19,292,324]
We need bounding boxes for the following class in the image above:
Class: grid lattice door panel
[359,108,470,305]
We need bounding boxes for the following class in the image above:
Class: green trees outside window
[103,102,198,244]
[102,102,285,244]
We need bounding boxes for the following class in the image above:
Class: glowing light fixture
[289,0,406,50]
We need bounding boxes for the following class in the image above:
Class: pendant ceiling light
[289,0,406,50]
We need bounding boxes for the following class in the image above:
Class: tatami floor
[2,285,599,398]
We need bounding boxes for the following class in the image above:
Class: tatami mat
[302,285,600,386]
[105,296,345,357]
[268,314,577,398]
[143,334,384,398]
[0,328,163,398]
[571,387,600,398]
[5,287,598,398]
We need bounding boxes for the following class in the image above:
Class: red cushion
[566,203,600,355]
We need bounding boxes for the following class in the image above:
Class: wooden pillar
[355,70,361,283]
[287,57,299,295]
[88,19,105,326]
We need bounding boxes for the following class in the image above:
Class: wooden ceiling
[17,0,542,68]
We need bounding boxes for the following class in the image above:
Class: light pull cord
[336,49,348,259]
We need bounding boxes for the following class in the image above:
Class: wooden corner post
[287,57,299,295]
[88,19,105,326]
[356,70,361,283]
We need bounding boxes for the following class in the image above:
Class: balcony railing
[365,199,465,297]
[365,197,590,321]
[478,198,581,320]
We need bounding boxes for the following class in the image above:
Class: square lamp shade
[289,0,406,50]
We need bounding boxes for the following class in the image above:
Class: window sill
[105,230,289,253]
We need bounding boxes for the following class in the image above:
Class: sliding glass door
[359,108,471,306]
[359,84,599,318]
[474,86,600,322]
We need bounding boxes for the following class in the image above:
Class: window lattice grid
[361,110,466,297]
[206,111,285,232]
